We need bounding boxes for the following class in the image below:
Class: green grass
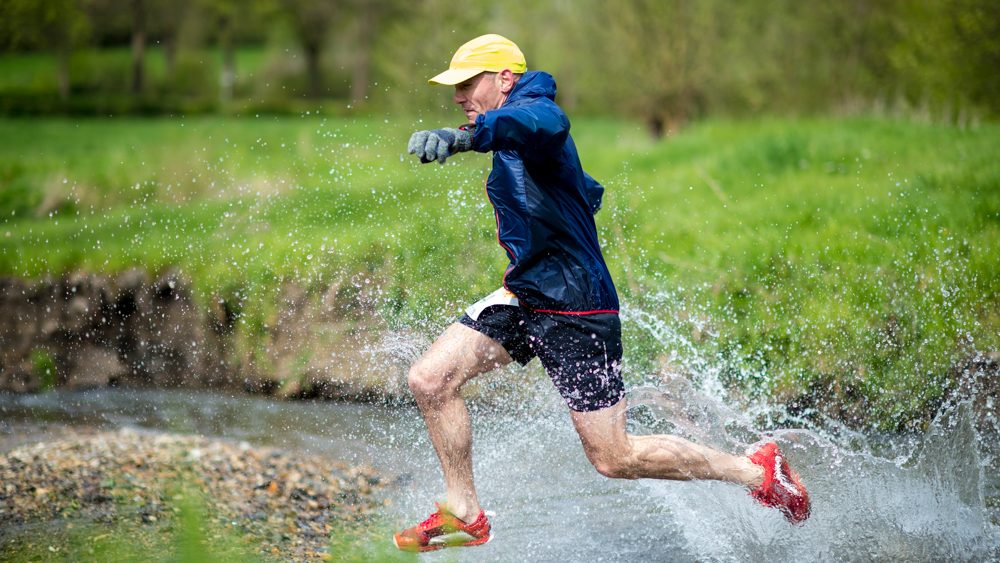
[28,348,57,390]
[1,115,997,429]
[584,118,1000,421]
[3,499,416,562]
[1,483,263,562]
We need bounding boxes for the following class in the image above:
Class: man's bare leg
[407,323,513,522]
[570,399,764,487]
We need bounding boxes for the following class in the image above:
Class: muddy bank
[0,271,414,401]
[0,428,384,560]
[780,351,1000,431]
[2,271,996,431]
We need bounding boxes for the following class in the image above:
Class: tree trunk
[305,42,322,98]
[646,113,665,139]
[56,45,71,101]
[164,36,177,82]
[220,34,235,105]
[350,2,375,106]
[131,0,146,96]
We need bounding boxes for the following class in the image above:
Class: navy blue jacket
[471,71,619,314]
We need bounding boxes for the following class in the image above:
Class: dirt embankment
[4,271,995,432]
[0,271,415,401]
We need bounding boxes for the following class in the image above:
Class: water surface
[2,380,996,562]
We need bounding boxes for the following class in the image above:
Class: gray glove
[407,126,474,164]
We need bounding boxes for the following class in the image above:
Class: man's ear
[499,69,515,94]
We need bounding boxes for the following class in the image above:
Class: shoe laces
[417,504,453,531]
[419,512,443,529]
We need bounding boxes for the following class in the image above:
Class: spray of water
[612,292,1000,561]
[321,282,990,561]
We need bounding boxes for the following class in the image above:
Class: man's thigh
[414,322,514,390]
[570,398,631,467]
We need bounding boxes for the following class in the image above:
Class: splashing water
[608,294,999,561]
[1,298,997,561]
[622,381,997,561]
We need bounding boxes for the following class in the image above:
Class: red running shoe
[748,442,811,524]
[393,504,492,552]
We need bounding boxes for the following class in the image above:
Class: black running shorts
[459,305,624,412]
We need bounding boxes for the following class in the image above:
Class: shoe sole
[782,466,810,524]
[773,452,810,524]
[394,532,493,553]
[749,443,811,525]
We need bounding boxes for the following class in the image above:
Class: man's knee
[587,449,638,480]
[407,361,453,401]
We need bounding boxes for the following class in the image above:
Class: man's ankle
[744,459,765,489]
[445,502,481,523]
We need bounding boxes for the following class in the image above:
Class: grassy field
[1,115,997,429]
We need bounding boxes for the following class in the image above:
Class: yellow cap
[428,34,527,85]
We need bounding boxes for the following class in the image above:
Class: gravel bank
[0,428,384,560]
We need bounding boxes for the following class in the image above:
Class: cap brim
[428,67,483,85]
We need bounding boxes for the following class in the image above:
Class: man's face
[453,71,511,123]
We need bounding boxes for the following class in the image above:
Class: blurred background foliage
[0,0,997,429]
[0,0,997,132]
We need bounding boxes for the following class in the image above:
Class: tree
[583,0,723,136]
[0,0,90,100]
[373,0,490,111]
[190,0,275,105]
[147,0,190,82]
[281,0,340,98]
[890,0,1000,119]
[130,0,146,95]
[196,0,241,104]
[348,0,376,106]
[947,0,1000,115]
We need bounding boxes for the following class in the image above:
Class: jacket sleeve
[471,99,569,157]
[583,172,604,214]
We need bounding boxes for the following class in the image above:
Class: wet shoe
[748,442,811,524]
[393,504,492,552]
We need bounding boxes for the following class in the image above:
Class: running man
[395,34,810,552]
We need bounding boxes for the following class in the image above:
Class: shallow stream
[2,374,997,561]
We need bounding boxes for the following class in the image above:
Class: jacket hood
[507,71,556,103]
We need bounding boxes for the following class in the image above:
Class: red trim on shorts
[526,307,619,316]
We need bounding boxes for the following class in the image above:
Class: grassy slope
[1,115,997,428]
[585,118,999,425]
